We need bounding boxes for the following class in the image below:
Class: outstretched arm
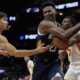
[0,41,49,57]
[13,43,49,57]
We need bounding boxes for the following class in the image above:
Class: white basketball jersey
[66,31,80,64]
[66,43,80,64]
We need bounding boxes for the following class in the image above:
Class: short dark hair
[0,12,7,19]
[40,1,55,11]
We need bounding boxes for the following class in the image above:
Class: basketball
[52,37,69,49]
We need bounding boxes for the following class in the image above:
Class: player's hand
[36,43,50,53]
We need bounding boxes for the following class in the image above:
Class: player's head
[62,16,77,30]
[41,1,56,21]
[0,12,9,32]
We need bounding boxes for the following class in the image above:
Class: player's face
[43,6,56,21]
[61,18,73,30]
[0,17,8,32]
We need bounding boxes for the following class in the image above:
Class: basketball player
[32,1,63,80]
[59,16,77,75]
[58,16,80,80]
[32,1,80,80]
[61,17,80,80]
[39,1,80,49]
[0,12,50,57]
[64,31,80,80]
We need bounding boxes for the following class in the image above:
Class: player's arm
[39,20,67,41]
[59,50,67,61]
[43,15,80,39]
[68,32,80,46]
[59,50,68,73]
[0,41,50,57]
[39,20,80,41]
[63,23,80,39]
